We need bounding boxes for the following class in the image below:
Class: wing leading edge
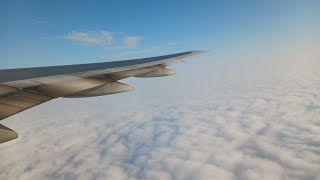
[0,50,205,143]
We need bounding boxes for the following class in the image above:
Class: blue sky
[1,0,319,68]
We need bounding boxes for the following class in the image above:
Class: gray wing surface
[0,50,204,143]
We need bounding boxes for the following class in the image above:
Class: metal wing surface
[0,50,204,143]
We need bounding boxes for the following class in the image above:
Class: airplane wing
[0,50,204,143]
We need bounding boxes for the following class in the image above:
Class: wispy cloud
[64,31,102,45]
[100,31,114,45]
[62,30,142,48]
[123,36,143,48]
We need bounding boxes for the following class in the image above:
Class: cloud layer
[0,66,319,180]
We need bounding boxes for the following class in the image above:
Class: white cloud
[1,68,320,180]
[63,31,143,48]
[100,31,114,45]
[64,31,104,45]
[123,36,143,48]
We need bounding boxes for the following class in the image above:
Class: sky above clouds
[1,0,320,180]
[1,0,319,68]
